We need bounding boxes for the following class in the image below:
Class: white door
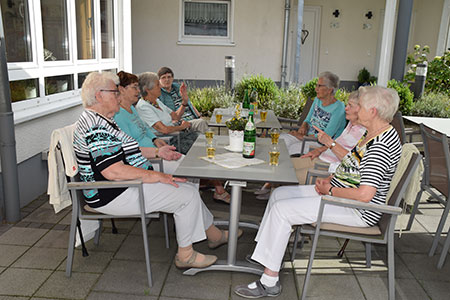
[288,5,321,85]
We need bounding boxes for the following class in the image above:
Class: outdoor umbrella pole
[0,8,21,223]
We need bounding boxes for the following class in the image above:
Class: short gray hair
[348,90,360,104]
[358,86,399,122]
[319,71,340,95]
[81,72,119,108]
[138,72,159,97]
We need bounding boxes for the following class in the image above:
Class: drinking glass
[260,110,268,122]
[206,139,217,159]
[270,128,280,144]
[269,144,280,166]
[205,130,214,144]
[215,113,223,123]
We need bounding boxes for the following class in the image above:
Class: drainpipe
[0,8,21,223]
[294,0,304,83]
[280,0,291,88]
[377,0,398,87]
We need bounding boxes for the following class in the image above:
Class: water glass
[260,110,268,122]
[205,130,214,144]
[206,139,217,159]
[215,113,223,123]
[269,144,280,166]
[270,128,280,144]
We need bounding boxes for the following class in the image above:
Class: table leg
[183,180,263,276]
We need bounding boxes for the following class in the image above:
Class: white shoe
[256,193,270,200]
[254,188,270,195]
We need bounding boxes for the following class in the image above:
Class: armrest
[314,160,330,170]
[307,169,329,178]
[67,180,143,190]
[321,195,402,215]
[303,136,318,142]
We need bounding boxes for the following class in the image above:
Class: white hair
[319,71,340,95]
[358,86,399,122]
[138,72,159,97]
[81,72,119,108]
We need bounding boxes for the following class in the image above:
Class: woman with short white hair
[235,85,402,298]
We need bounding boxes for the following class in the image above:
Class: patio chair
[295,153,421,300]
[391,111,422,147]
[405,124,450,267]
[156,131,181,151]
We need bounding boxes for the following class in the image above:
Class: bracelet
[328,186,334,196]
[155,148,159,158]
[182,103,188,107]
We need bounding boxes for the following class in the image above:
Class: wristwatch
[329,141,336,149]
[328,187,334,196]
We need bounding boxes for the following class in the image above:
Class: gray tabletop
[174,135,298,185]
[208,108,282,130]
[403,116,450,137]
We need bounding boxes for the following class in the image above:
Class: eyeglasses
[100,89,120,96]
[128,84,140,90]
[316,84,327,88]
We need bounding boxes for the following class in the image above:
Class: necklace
[361,124,391,146]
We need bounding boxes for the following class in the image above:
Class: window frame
[178,0,235,46]
[5,0,120,125]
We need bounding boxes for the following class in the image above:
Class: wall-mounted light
[332,9,340,18]
[365,11,373,19]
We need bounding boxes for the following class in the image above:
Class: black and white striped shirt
[331,127,402,226]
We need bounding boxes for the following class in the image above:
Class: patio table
[209,108,282,134]
[403,116,450,137]
[173,135,298,275]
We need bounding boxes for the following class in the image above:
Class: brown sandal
[175,251,217,269]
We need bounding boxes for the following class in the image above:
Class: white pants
[280,133,321,155]
[95,181,213,247]
[251,185,368,272]
[189,118,209,134]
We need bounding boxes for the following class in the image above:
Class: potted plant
[225,116,247,151]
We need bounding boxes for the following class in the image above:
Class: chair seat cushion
[304,222,382,235]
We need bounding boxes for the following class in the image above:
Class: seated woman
[136,72,198,155]
[73,72,235,269]
[292,90,366,184]
[235,86,402,298]
[136,71,231,204]
[158,66,208,133]
[114,71,182,174]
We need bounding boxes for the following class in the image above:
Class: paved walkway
[1,186,449,300]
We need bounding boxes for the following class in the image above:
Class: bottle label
[243,141,255,156]
[245,121,255,131]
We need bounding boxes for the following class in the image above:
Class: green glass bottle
[242,89,250,109]
[243,105,256,158]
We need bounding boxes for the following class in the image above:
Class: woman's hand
[158,145,182,161]
[301,148,322,160]
[314,177,332,195]
[156,172,187,187]
[181,120,191,130]
[154,138,167,148]
[180,82,188,104]
[313,125,334,148]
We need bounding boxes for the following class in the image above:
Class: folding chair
[293,153,421,300]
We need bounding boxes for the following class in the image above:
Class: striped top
[73,110,152,208]
[331,126,402,226]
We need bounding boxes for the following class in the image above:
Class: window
[179,0,234,45]
[1,0,122,124]
[1,0,33,62]
[41,0,70,61]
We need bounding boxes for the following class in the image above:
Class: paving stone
[0,268,51,296]
[52,223,67,231]
[290,251,352,275]
[58,250,113,273]
[420,279,450,299]
[357,276,429,300]
[58,212,72,225]
[14,222,30,228]
[400,253,450,281]
[34,271,99,299]
[295,274,364,299]
[83,232,127,253]
[87,291,158,300]
[346,252,413,279]
[22,206,67,224]
[0,227,48,246]
[162,265,231,300]
[0,296,28,300]
[40,223,55,230]
[34,229,69,248]
[93,260,169,296]
[115,235,176,263]
[28,222,43,228]
[0,267,4,274]
[0,244,29,267]
[394,231,435,254]
[12,247,67,270]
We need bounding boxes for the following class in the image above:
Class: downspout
[0,8,21,223]
[280,0,291,88]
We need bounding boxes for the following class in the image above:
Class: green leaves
[411,92,450,118]
[387,79,414,115]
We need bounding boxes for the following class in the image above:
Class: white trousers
[95,181,213,247]
[251,185,367,272]
[280,133,321,155]
[189,118,209,134]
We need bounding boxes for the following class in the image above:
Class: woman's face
[159,73,174,90]
[147,80,162,99]
[120,81,140,104]
[357,99,374,127]
[345,99,360,123]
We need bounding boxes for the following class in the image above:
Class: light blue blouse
[304,97,347,138]
[135,99,174,134]
[113,105,156,147]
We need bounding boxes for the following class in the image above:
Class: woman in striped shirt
[235,86,402,299]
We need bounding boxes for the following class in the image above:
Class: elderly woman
[73,72,235,269]
[113,71,182,174]
[136,71,231,204]
[158,66,208,133]
[136,72,198,155]
[292,90,366,184]
[280,71,347,156]
[235,86,402,298]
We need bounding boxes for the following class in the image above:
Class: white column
[377,0,398,87]
[436,0,450,56]
[119,0,133,72]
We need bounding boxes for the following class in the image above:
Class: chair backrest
[378,153,421,234]
[298,97,314,126]
[420,123,450,198]
[391,111,407,145]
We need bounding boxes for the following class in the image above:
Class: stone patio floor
[1,185,450,300]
